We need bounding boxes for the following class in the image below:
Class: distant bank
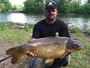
[10,10,23,13]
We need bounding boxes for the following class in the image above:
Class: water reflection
[0,13,44,24]
[8,13,26,24]
[0,13,90,30]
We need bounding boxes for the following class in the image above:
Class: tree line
[0,0,23,13]
[0,0,90,14]
[23,0,90,14]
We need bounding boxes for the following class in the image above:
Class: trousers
[50,55,70,68]
[29,55,70,68]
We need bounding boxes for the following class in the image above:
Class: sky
[9,0,26,6]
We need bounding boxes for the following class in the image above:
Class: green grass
[0,29,32,44]
[0,23,34,44]
[24,24,34,31]
[0,22,15,31]
[67,43,90,68]
[84,30,90,36]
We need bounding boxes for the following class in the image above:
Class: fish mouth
[71,47,84,52]
[79,47,84,50]
[77,46,84,50]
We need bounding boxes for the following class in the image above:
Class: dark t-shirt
[32,19,70,38]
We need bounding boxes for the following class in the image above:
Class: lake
[0,13,90,30]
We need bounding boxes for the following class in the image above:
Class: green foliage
[0,23,33,44]
[7,22,15,29]
[0,22,15,31]
[66,2,90,14]
[12,5,24,10]
[0,29,31,44]
[82,3,90,14]
[88,0,90,3]
[24,24,34,31]
[56,0,67,13]
[0,22,34,32]
[70,27,81,34]
[24,0,45,13]
[12,5,17,10]
[0,3,5,12]
[23,0,90,14]
[84,30,90,36]
[0,23,7,30]
[0,0,12,13]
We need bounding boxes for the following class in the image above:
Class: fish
[6,37,84,64]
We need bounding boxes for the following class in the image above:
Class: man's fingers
[27,52,37,57]
[65,50,72,56]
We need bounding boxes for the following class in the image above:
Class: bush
[0,22,15,31]
[24,24,34,31]
[83,3,90,14]
[84,30,90,36]
[70,27,81,34]
[0,23,8,30]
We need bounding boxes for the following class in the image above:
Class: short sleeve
[32,24,40,38]
[60,23,70,37]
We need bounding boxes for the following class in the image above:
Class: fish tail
[11,53,25,64]
[6,47,19,55]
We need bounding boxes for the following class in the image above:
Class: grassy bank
[0,23,90,68]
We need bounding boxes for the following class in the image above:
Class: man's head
[45,1,56,9]
[45,1,58,22]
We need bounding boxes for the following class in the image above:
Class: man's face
[45,8,58,21]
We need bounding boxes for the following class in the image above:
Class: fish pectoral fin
[11,53,25,64]
[61,51,68,58]
[61,50,72,58]
[45,58,54,64]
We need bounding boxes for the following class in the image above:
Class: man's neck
[46,19,56,24]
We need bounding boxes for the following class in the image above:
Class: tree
[88,0,90,3]
[0,0,12,13]
[24,0,45,13]
[23,0,90,14]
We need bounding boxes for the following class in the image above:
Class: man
[29,1,71,68]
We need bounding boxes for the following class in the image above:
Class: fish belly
[32,45,66,58]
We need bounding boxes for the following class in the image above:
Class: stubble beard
[48,15,54,21]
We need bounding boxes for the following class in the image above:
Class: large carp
[6,37,84,64]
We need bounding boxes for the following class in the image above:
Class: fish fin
[45,58,54,64]
[6,47,19,55]
[61,51,68,58]
[61,50,72,58]
[56,32,59,37]
[11,53,25,64]
[65,49,72,56]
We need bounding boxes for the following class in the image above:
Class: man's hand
[27,52,37,57]
[65,50,72,56]
[27,38,37,57]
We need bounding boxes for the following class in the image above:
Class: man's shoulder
[33,19,45,28]
[35,19,45,25]
[56,19,63,22]
[56,19,66,25]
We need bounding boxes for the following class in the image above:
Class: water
[0,13,44,24]
[0,13,90,30]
